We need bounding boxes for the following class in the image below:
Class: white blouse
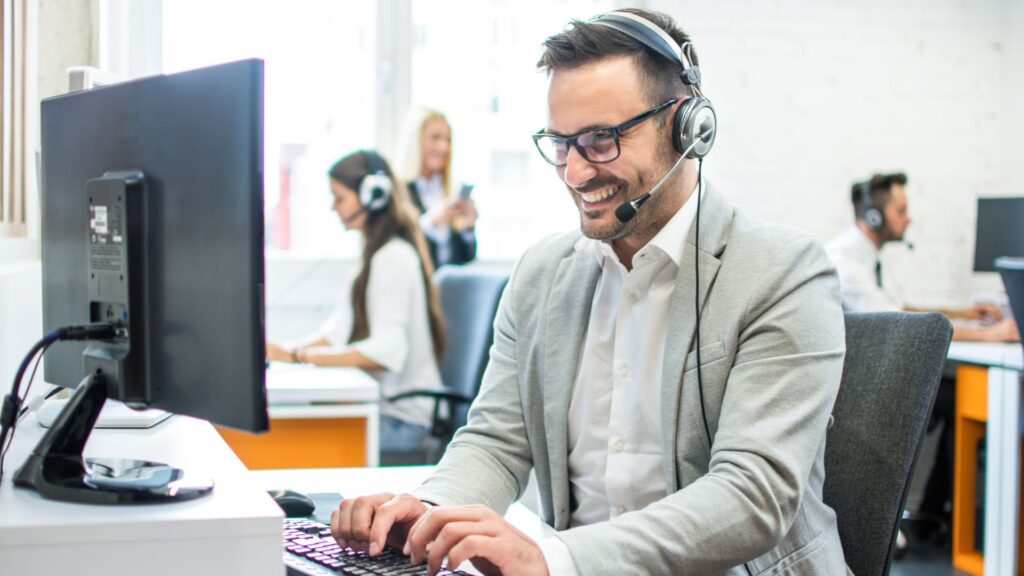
[319,238,444,426]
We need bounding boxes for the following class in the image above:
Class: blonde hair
[398,107,453,198]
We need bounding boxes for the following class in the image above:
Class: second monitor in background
[974,197,1024,272]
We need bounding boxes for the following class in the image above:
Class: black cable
[695,158,712,448]
[0,322,117,481]
[17,349,47,417]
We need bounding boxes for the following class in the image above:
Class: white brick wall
[646,0,1022,307]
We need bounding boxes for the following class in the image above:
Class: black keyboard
[283,518,470,576]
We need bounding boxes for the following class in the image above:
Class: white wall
[0,263,42,400]
[645,0,1019,307]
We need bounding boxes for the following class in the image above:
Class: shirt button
[627,293,639,305]
[614,440,625,452]
[617,506,627,515]
[617,363,629,377]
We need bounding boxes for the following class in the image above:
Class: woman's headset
[359,150,393,213]
[591,11,717,159]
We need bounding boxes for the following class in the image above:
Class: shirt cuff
[538,535,579,576]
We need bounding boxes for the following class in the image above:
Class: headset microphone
[614,126,713,224]
[615,154,686,223]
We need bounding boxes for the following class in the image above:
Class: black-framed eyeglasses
[532,98,678,167]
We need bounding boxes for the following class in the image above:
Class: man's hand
[404,505,549,576]
[331,493,430,556]
[968,303,1003,323]
[988,318,1020,342]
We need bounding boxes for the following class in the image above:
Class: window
[1,0,37,242]
[408,1,613,259]
[159,1,615,259]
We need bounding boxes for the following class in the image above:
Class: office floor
[890,523,969,576]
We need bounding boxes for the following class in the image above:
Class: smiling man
[332,9,851,575]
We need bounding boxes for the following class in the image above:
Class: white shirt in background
[319,238,443,427]
[540,184,699,575]
[824,225,902,312]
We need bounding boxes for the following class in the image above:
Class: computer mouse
[269,489,317,517]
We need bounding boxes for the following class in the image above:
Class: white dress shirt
[319,238,443,426]
[540,187,698,574]
[824,225,902,312]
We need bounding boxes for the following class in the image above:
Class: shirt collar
[847,225,881,260]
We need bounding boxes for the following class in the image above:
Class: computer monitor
[15,59,268,504]
[973,197,1024,272]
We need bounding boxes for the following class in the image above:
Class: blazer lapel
[543,243,600,529]
[660,183,732,490]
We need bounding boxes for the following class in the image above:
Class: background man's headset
[590,11,720,470]
[855,179,885,231]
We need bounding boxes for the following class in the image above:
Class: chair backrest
[824,312,952,576]
[996,257,1024,341]
[435,265,510,428]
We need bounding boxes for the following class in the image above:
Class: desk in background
[0,414,283,576]
[947,342,1024,575]
[217,365,381,469]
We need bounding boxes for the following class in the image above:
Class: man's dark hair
[851,172,908,220]
[537,8,695,107]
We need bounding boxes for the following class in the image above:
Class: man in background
[826,172,1019,541]
[825,172,1019,342]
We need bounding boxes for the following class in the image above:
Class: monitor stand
[13,371,213,504]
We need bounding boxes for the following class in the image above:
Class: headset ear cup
[864,206,885,231]
[672,101,688,155]
[674,98,716,159]
[359,173,393,213]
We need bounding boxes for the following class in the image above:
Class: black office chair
[823,312,953,576]
[384,265,510,465]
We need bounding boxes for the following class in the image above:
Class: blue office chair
[384,265,510,465]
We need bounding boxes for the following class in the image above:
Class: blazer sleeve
[413,255,531,511]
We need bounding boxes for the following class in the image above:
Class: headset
[855,179,885,231]
[591,11,717,159]
[358,150,393,214]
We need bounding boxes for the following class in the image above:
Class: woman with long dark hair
[267,150,446,457]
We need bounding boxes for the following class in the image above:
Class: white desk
[219,366,381,468]
[0,414,283,576]
[946,342,1024,575]
[267,365,381,467]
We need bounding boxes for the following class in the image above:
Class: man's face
[882,184,911,242]
[545,56,678,242]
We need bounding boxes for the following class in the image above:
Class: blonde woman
[399,108,477,267]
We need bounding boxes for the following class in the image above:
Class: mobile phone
[458,183,474,200]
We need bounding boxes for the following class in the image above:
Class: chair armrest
[386,390,473,405]
[384,390,475,442]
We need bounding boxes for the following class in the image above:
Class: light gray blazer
[415,185,852,575]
